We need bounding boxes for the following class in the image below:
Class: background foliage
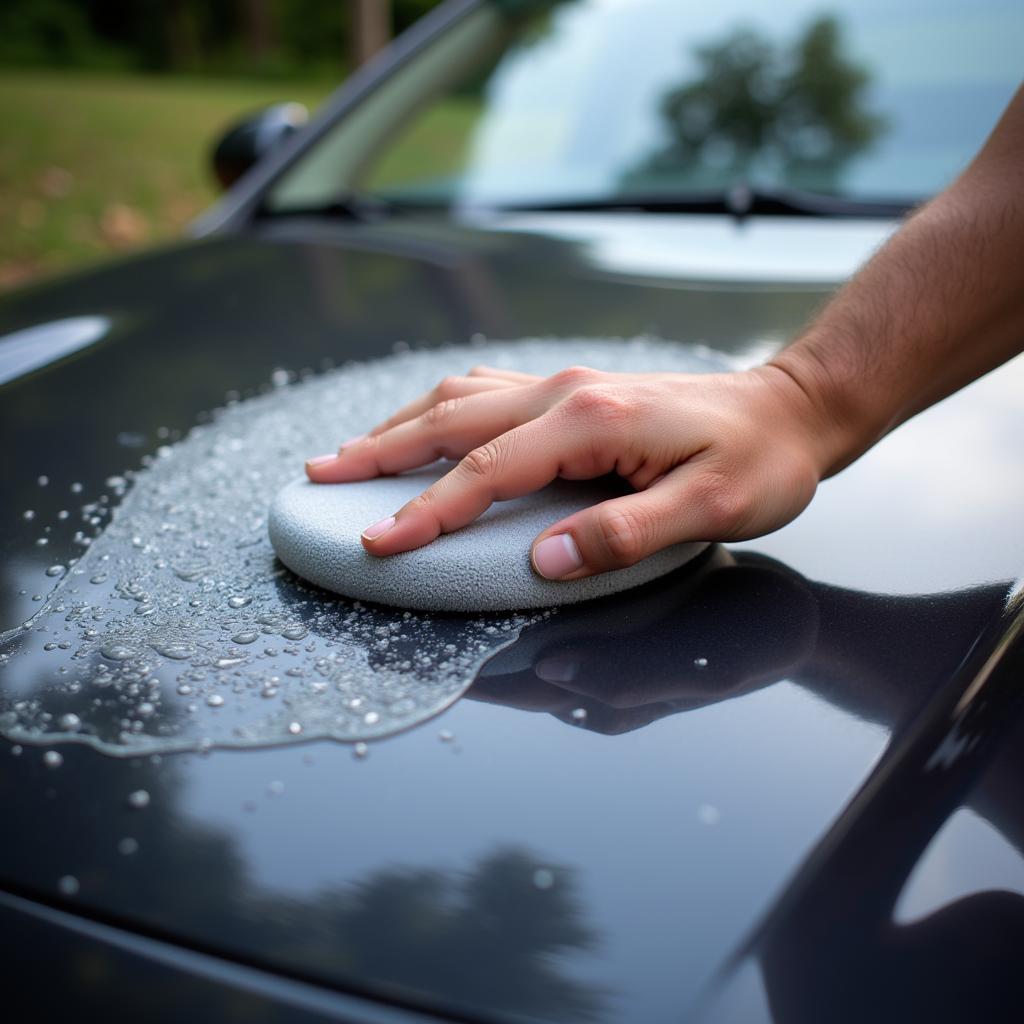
[0,0,441,77]
[0,0,444,291]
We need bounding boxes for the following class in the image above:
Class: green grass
[0,69,334,291]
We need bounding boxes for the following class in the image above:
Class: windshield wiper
[256,184,916,223]
[255,193,405,222]
[487,183,916,220]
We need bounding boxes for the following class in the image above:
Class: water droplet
[57,509,70,520]
[694,657,709,668]
[697,803,721,826]
[70,482,83,494]
[532,868,555,890]
[45,564,66,578]
[58,713,81,731]
[6,342,666,755]
[227,595,251,609]
[206,694,225,707]
[43,750,64,768]
[127,789,150,809]
[118,837,139,856]
[34,537,48,546]
[571,707,588,723]
[155,642,196,661]
[100,640,139,661]
[58,875,79,896]
[271,368,290,388]
[11,745,23,756]
[137,702,155,718]
[22,509,35,521]
[287,722,302,735]
[438,730,455,743]
[268,780,285,795]
[37,475,49,487]
[353,742,369,759]
[176,683,193,696]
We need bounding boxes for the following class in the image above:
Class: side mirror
[211,102,309,190]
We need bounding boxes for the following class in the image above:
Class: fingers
[530,466,738,580]
[306,386,540,484]
[367,375,519,437]
[467,364,541,383]
[360,413,572,553]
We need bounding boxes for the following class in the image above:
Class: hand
[305,363,835,580]
[468,551,820,734]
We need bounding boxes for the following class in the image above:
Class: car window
[267,0,1023,211]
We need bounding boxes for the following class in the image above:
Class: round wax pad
[269,465,707,612]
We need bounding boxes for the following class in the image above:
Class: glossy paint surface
[2,213,1023,1021]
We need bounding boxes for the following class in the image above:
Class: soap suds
[0,337,727,755]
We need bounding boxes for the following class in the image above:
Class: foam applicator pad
[269,465,707,612]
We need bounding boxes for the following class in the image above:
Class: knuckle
[422,397,463,430]
[434,375,463,399]
[563,385,631,426]
[406,491,436,516]
[595,505,647,567]
[693,470,751,533]
[460,441,502,482]
[549,364,597,390]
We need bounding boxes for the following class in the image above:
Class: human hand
[468,551,820,734]
[305,363,836,580]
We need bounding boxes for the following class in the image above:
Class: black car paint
[3,0,1024,1016]
[2,216,1023,1022]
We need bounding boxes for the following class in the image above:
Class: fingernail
[533,534,582,579]
[340,433,367,450]
[362,516,396,540]
[535,656,579,684]
[306,454,339,468]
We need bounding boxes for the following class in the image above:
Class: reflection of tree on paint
[1,721,606,1022]
[277,847,604,1021]
[629,16,884,192]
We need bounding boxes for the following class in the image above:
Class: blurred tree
[350,0,392,67]
[239,0,277,61]
[0,0,117,68]
[0,0,447,77]
[632,15,884,191]
[280,847,606,1020]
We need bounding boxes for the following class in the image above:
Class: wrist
[752,349,882,479]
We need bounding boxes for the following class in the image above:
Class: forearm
[771,85,1024,477]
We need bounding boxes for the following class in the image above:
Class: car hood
[1,214,1023,1023]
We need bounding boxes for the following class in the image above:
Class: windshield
[267,0,1023,212]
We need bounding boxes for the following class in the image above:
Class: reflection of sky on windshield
[459,0,1022,202]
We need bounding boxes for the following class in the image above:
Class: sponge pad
[269,465,707,612]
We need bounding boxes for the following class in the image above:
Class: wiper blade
[255,193,404,222]
[486,184,915,220]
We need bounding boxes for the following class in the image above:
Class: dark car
[2,1,1024,1021]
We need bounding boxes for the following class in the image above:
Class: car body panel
[3,208,1024,1022]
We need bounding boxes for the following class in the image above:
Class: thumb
[530,468,729,580]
